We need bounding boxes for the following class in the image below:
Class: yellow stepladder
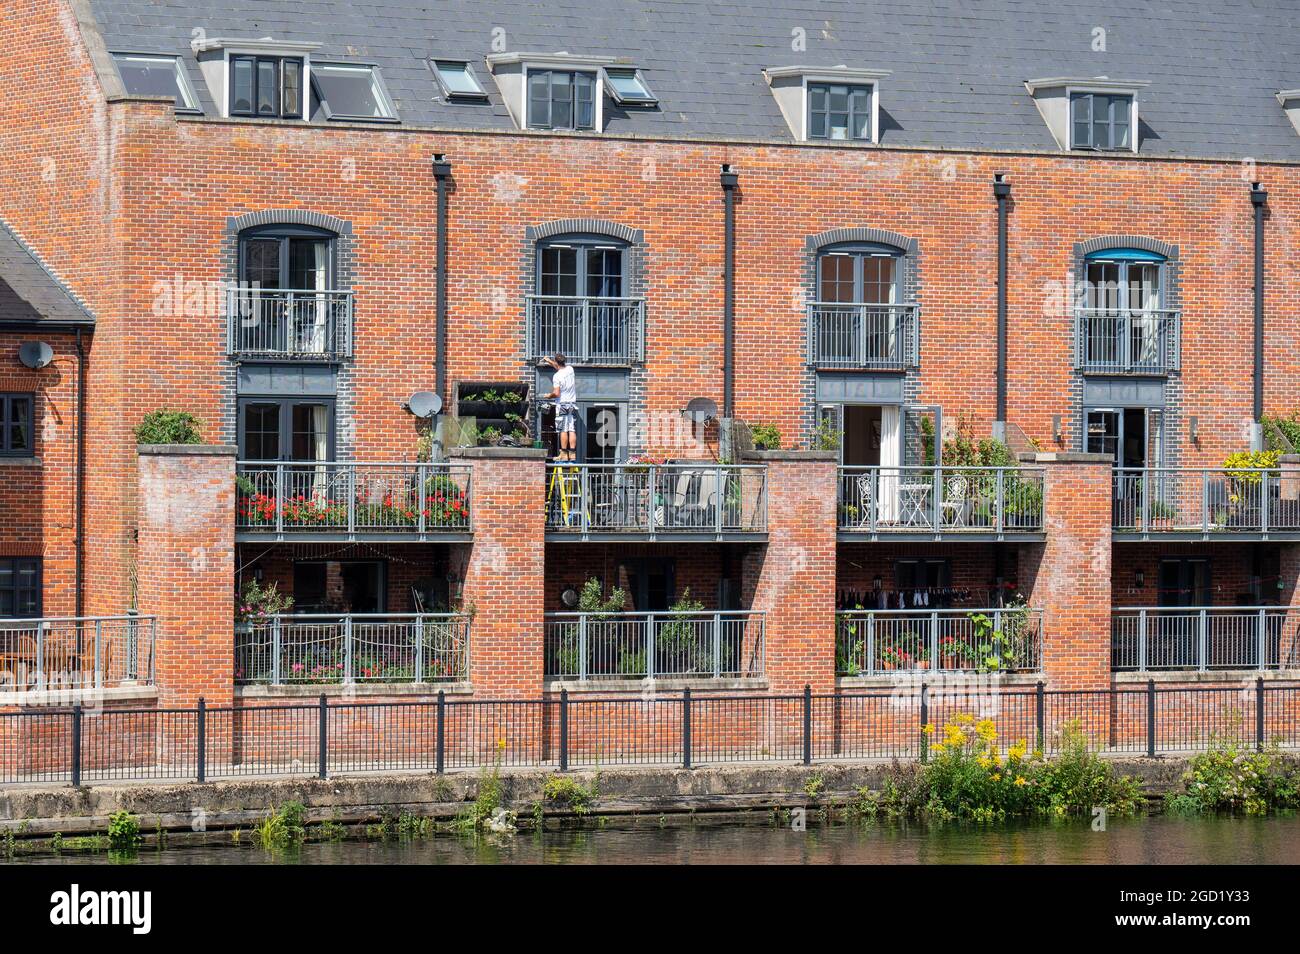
[547,462,586,528]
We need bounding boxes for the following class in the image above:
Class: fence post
[196,697,207,784]
[126,609,139,681]
[343,616,354,684]
[919,681,929,763]
[1197,609,1208,672]
[1138,609,1148,672]
[802,684,812,765]
[1146,679,1157,758]
[271,616,282,686]
[1035,680,1045,753]
[35,621,46,690]
[928,611,939,674]
[578,614,589,682]
[436,690,445,774]
[1256,677,1265,752]
[559,688,569,772]
[94,618,103,687]
[646,613,656,680]
[70,703,82,788]
[347,465,357,537]
[1257,609,1267,671]
[414,615,425,683]
[866,612,876,673]
[712,611,722,679]
[995,468,1005,535]
[682,687,692,769]
[318,693,328,780]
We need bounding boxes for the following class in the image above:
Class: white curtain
[1129,264,1159,366]
[879,405,901,523]
[307,241,328,354]
[311,404,329,500]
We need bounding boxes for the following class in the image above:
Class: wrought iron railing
[1074,307,1179,374]
[235,613,471,685]
[837,466,1045,533]
[526,295,645,364]
[1112,467,1300,534]
[807,301,918,369]
[836,607,1043,675]
[226,287,353,360]
[1112,607,1300,671]
[544,611,765,680]
[0,615,156,691]
[236,462,472,535]
[545,463,767,534]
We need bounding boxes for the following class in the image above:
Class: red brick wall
[136,446,235,706]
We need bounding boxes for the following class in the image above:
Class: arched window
[232,224,346,360]
[812,241,910,368]
[531,234,636,364]
[1081,247,1168,372]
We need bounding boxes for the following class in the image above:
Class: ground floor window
[0,558,40,617]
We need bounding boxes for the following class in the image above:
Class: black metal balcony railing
[544,611,765,681]
[836,607,1043,675]
[807,302,919,369]
[545,463,767,536]
[1074,307,1180,374]
[1112,607,1300,671]
[236,462,472,537]
[837,466,1045,534]
[226,287,353,360]
[1112,468,1300,535]
[526,295,645,364]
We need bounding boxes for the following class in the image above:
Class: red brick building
[3,0,1300,717]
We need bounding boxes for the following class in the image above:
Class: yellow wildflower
[1008,740,1028,761]
[1015,776,1028,786]
[975,719,997,743]
[923,723,936,736]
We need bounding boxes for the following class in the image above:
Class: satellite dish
[560,586,580,608]
[18,341,53,370]
[682,397,718,424]
[403,391,442,418]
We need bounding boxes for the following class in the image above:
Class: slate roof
[0,217,95,326]
[86,0,1300,161]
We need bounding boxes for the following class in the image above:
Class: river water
[10,814,1300,865]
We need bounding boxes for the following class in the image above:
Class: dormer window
[111,53,200,112]
[1277,90,1300,137]
[1071,91,1132,151]
[763,67,889,143]
[528,69,597,130]
[1025,78,1148,153]
[230,55,303,118]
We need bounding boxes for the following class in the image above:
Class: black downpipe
[720,165,738,418]
[433,155,453,404]
[74,327,87,618]
[993,174,1011,425]
[1251,182,1267,425]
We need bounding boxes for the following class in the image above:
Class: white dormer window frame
[762,66,891,144]
[1025,77,1149,154]
[191,37,322,120]
[1277,90,1300,137]
[485,52,617,132]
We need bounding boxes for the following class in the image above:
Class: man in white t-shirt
[542,353,578,461]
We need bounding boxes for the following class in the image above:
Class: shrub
[135,410,202,445]
[106,810,140,850]
[749,422,782,450]
[542,775,597,814]
[256,801,307,850]
[1165,741,1300,816]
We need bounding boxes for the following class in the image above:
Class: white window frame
[111,53,202,112]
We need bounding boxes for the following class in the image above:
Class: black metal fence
[2,681,1297,787]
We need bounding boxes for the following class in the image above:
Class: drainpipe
[720,164,739,419]
[432,155,452,404]
[74,327,87,618]
[1251,181,1268,448]
[993,173,1011,435]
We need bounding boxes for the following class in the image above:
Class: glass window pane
[8,397,30,452]
[314,64,391,118]
[528,70,551,127]
[809,110,828,138]
[827,85,850,112]
[818,255,855,302]
[575,72,595,129]
[851,87,871,139]
[256,59,278,115]
[434,60,485,96]
[809,84,827,112]
[242,239,282,288]
[282,59,302,116]
[243,403,281,461]
[605,68,653,102]
[540,246,578,297]
[114,55,195,109]
[828,112,850,140]
[231,57,254,113]
[291,404,330,462]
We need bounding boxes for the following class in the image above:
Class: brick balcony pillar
[740,450,838,693]
[1017,452,1112,690]
[449,447,547,699]
[136,445,236,708]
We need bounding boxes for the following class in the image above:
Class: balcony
[836,607,1043,676]
[235,613,470,686]
[1112,467,1300,540]
[544,610,765,681]
[837,466,1045,541]
[0,615,156,691]
[545,463,767,541]
[236,462,472,542]
[1074,307,1179,374]
[526,295,645,365]
[1112,607,1300,672]
[226,286,353,361]
[806,302,918,370]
